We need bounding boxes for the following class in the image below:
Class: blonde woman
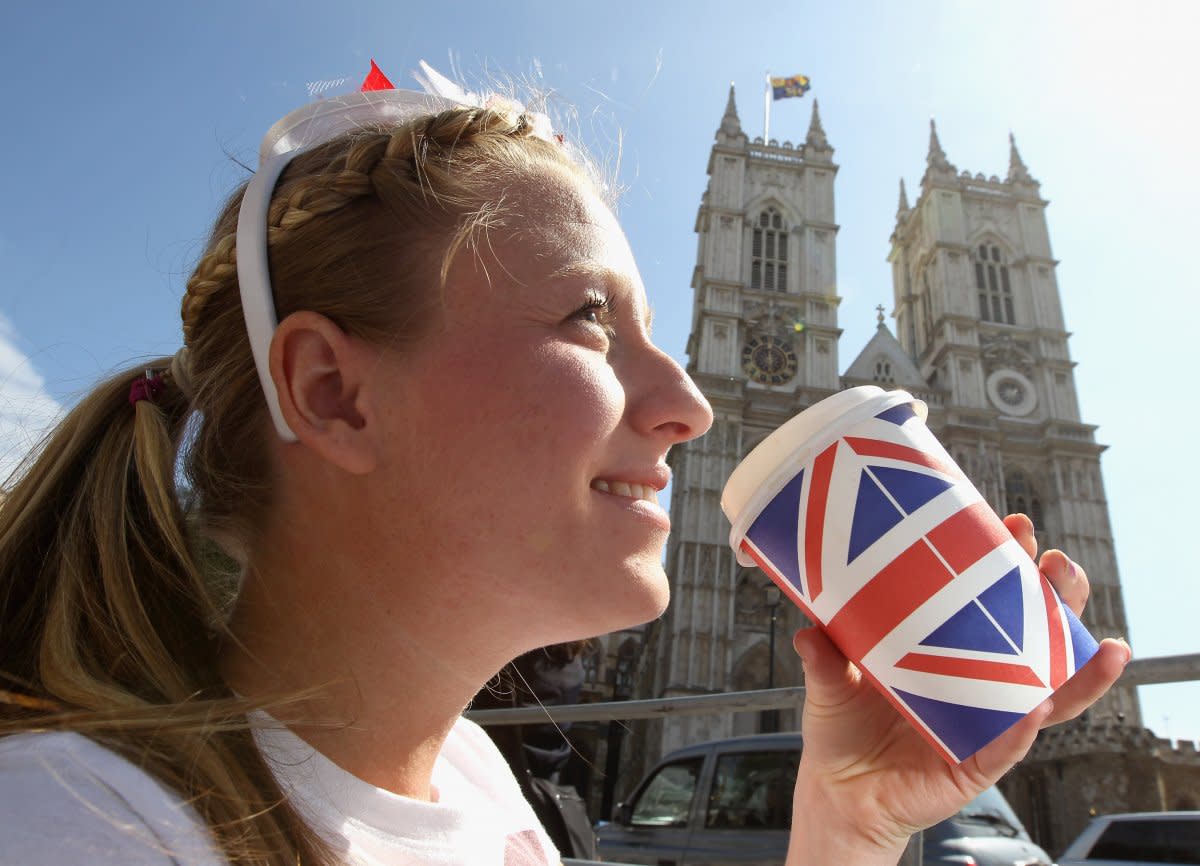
[0,66,1129,865]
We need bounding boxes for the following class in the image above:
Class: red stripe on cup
[826,540,956,663]
[843,436,961,479]
[804,443,838,601]
[895,652,1046,688]
[925,501,1010,573]
[1040,578,1068,688]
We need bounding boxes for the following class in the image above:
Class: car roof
[1091,811,1200,821]
[661,732,803,762]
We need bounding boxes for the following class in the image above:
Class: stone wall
[999,718,1200,856]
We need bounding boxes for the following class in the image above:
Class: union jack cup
[722,386,1100,764]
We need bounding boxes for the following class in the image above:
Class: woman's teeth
[591,479,659,504]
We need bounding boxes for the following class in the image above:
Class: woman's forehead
[495,171,637,281]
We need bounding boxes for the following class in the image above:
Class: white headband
[235,62,557,441]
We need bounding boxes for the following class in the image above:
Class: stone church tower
[639,87,841,755]
[869,121,1139,725]
[633,95,1140,768]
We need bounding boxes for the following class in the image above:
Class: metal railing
[466,653,1200,727]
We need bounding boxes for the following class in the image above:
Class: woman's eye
[572,293,617,336]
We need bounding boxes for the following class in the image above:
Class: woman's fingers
[1041,637,1131,727]
[964,696,1055,789]
[1003,513,1037,560]
[1039,549,1090,616]
[1002,512,1090,616]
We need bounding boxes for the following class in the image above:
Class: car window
[953,785,1030,840]
[630,758,704,828]
[705,750,799,831]
[1088,817,1200,864]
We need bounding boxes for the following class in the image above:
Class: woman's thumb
[793,626,861,703]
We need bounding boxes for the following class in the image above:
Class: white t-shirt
[0,717,559,866]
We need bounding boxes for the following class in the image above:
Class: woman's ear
[269,311,379,475]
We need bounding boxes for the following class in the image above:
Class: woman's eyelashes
[571,291,618,339]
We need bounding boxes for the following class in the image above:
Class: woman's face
[369,166,713,646]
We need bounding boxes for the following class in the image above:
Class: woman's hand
[784,514,1131,866]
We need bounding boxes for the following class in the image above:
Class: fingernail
[1118,637,1133,665]
[792,633,808,664]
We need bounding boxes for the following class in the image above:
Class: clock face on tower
[985,369,1038,416]
[742,335,798,385]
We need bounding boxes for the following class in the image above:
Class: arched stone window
[975,242,1015,324]
[751,207,788,292]
[873,357,894,383]
[1005,469,1044,529]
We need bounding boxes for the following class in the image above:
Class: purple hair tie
[129,372,166,407]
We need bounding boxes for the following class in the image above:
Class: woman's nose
[628,346,714,445]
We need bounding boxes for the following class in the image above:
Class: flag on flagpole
[770,74,811,100]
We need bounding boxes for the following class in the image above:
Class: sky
[2,1,1197,743]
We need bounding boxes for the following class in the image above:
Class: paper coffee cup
[722,386,1099,764]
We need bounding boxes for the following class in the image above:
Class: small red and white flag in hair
[360,59,395,92]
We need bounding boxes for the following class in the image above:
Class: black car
[1058,811,1200,864]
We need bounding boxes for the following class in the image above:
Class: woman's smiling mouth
[590,479,661,505]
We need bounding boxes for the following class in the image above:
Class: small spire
[806,99,829,149]
[876,304,886,326]
[719,82,742,137]
[927,118,949,169]
[897,178,910,213]
[1007,131,1033,183]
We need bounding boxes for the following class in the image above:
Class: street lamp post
[763,582,782,732]
[601,648,636,820]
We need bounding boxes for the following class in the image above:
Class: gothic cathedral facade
[638,86,1138,759]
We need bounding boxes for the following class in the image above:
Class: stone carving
[980,333,1035,377]
[742,299,802,336]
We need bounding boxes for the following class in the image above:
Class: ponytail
[0,359,209,707]
[0,361,333,865]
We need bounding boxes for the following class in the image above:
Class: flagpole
[763,72,772,142]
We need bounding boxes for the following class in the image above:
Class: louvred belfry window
[975,243,1015,325]
[751,207,788,292]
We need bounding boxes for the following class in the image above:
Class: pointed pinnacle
[1008,131,1033,182]
[806,98,829,148]
[928,119,946,162]
[718,82,743,138]
[898,178,910,212]
[924,118,954,174]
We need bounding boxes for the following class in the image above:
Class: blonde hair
[0,104,587,864]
